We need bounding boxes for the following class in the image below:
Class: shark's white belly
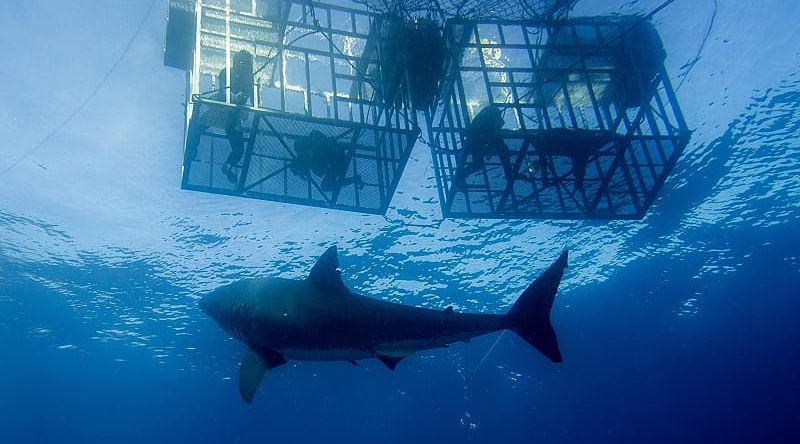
[279,348,374,361]
[278,337,461,362]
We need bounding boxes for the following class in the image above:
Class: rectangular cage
[426,17,691,219]
[167,0,419,214]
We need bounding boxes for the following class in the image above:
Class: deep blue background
[3,224,799,443]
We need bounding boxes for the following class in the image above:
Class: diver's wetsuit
[185,50,254,184]
[456,105,514,189]
[291,130,361,193]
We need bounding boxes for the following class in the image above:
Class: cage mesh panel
[182,100,416,213]
[181,1,419,214]
[350,0,577,21]
[425,17,690,219]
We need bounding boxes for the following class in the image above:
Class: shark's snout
[198,292,213,315]
[198,293,212,313]
[199,290,225,320]
[199,285,244,334]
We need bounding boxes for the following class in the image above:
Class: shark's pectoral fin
[239,348,268,404]
[347,359,360,367]
[376,353,410,370]
[239,347,287,404]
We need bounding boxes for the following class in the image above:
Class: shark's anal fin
[239,347,287,404]
[347,359,360,367]
[308,246,350,296]
[376,354,407,370]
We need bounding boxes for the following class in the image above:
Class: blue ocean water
[1,0,799,443]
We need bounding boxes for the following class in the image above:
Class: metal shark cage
[164,0,419,214]
[425,16,691,219]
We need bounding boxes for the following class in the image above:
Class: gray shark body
[200,246,568,403]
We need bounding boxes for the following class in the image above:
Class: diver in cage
[531,128,619,189]
[455,105,515,190]
[290,130,363,193]
[185,50,254,184]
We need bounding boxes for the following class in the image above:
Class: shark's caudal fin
[506,251,568,363]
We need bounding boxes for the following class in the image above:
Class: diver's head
[233,50,253,70]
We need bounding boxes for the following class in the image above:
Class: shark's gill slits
[231,302,249,340]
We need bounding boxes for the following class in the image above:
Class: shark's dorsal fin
[443,306,454,314]
[308,246,349,296]
[239,347,286,404]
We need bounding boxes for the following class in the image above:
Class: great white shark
[200,246,568,404]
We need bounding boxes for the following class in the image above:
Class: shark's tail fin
[506,251,568,363]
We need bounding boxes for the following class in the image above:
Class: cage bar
[165,0,419,214]
[426,16,690,219]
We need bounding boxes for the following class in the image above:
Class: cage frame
[425,16,691,220]
[172,0,420,214]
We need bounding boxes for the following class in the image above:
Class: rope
[471,329,506,375]
[675,0,716,92]
[352,0,576,21]
[251,25,318,79]
[306,1,421,131]
[1,0,159,176]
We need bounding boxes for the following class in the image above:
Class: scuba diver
[532,128,620,189]
[290,130,363,193]
[185,50,254,184]
[455,105,515,190]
